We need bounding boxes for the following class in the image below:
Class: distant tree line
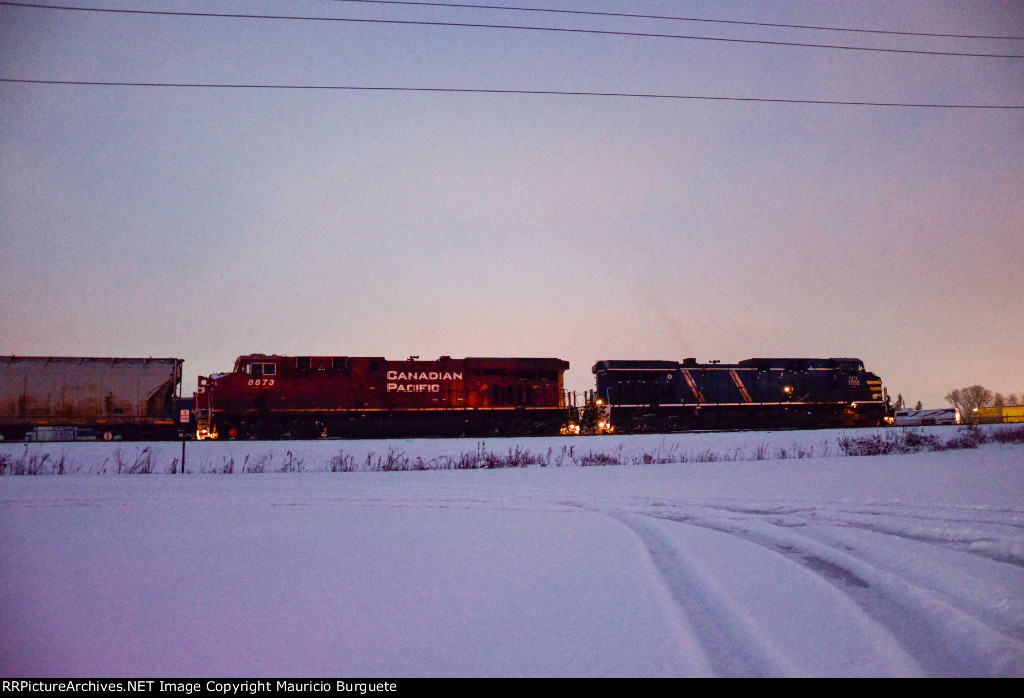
[945,386,1021,415]
[894,387,1021,413]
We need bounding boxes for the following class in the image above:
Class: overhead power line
[2,2,1022,59]
[327,0,1024,41]
[3,78,1022,109]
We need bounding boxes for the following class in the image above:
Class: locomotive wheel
[288,420,322,440]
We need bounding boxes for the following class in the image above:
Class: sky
[1,0,1022,407]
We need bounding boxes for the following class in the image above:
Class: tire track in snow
[812,519,1024,569]
[607,511,802,677]
[647,506,1024,677]
[790,522,1024,644]
[712,502,1024,568]
[716,502,1024,530]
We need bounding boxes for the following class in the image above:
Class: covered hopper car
[592,357,888,433]
[195,354,571,439]
[0,356,185,441]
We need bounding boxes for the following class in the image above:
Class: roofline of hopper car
[1,356,183,364]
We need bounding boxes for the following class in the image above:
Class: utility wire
[2,2,1022,58]
[3,78,1021,109]
[325,0,1024,41]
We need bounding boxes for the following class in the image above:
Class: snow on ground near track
[1,428,1023,677]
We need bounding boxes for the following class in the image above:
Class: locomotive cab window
[249,363,276,378]
[296,357,311,371]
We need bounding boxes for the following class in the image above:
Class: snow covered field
[2,428,1022,677]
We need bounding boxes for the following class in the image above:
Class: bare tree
[1007,393,1021,406]
[945,385,995,418]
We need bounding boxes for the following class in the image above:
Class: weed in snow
[2,424,1023,475]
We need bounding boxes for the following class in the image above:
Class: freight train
[0,353,890,440]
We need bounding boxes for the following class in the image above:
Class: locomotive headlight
[783,385,793,395]
[596,399,604,406]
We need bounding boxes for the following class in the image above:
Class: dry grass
[2,425,1022,475]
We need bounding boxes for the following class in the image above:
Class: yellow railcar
[969,406,1024,424]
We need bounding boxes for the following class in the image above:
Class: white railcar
[893,408,961,426]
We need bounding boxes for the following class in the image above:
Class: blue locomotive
[591,357,888,432]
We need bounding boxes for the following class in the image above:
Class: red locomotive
[195,354,571,439]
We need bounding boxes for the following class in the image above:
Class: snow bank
[2,429,1022,677]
